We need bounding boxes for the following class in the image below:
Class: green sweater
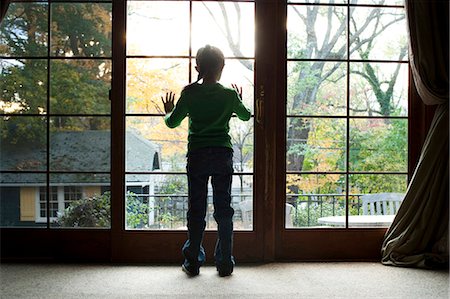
[164,83,251,152]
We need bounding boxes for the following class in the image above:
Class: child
[162,45,251,277]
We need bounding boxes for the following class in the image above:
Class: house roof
[1,130,160,185]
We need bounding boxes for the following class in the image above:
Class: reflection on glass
[287,61,346,116]
[350,63,408,117]
[125,174,253,230]
[0,3,48,57]
[214,59,254,113]
[350,7,407,61]
[349,118,407,172]
[1,116,47,171]
[1,59,48,114]
[127,1,189,56]
[286,174,346,228]
[287,118,346,172]
[50,60,111,114]
[50,174,110,228]
[126,117,188,172]
[49,117,110,171]
[288,5,347,60]
[126,59,189,114]
[51,3,112,57]
[0,173,47,227]
[192,2,255,58]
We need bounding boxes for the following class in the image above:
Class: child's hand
[232,84,243,100]
[161,92,175,114]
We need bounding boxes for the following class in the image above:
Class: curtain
[381,0,449,268]
[0,0,11,24]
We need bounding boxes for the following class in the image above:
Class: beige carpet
[1,262,448,298]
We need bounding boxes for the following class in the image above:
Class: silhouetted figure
[162,45,251,277]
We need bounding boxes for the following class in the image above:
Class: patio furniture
[360,193,404,215]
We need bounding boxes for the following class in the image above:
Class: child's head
[195,45,225,83]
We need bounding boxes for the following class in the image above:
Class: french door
[109,0,410,262]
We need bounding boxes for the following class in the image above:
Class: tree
[1,3,112,144]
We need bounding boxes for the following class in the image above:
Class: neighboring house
[0,130,160,227]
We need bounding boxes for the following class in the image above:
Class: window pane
[349,118,407,172]
[127,1,189,56]
[1,59,48,114]
[0,3,48,57]
[0,173,47,227]
[288,0,347,3]
[50,173,110,228]
[126,117,187,172]
[49,117,110,172]
[209,59,254,113]
[287,61,346,116]
[1,116,47,171]
[192,2,255,58]
[50,59,111,114]
[350,62,408,117]
[349,174,406,227]
[287,6,347,60]
[230,117,254,173]
[126,58,189,114]
[125,174,253,230]
[287,118,346,172]
[350,7,407,61]
[51,3,112,57]
[287,174,346,228]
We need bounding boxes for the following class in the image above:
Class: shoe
[217,265,233,277]
[182,263,199,276]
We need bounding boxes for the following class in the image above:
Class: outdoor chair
[361,193,404,215]
[238,200,294,228]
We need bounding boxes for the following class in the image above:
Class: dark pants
[182,147,235,272]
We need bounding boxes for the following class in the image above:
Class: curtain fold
[0,0,11,24]
[381,0,449,268]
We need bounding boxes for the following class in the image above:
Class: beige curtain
[381,0,449,268]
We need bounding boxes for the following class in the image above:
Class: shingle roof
[1,130,160,185]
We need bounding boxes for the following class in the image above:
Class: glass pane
[192,2,255,58]
[1,59,47,114]
[50,173,110,228]
[287,118,346,172]
[1,116,47,171]
[350,62,408,117]
[0,173,47,227]
[51,3,112,57]
[287,61,346,116]
[287,6,347,60]
[0,3,48,57]
[354,0,404,8]
[287,174,346,228]
[127,1,189,56]
[126,116,188,172]
[349,118,407,172]
[126,59,189,114]
[350,7,407,61]
[230,117,254,173]
[50,59,111,114]
[125,174,253,230]
[349,174,407,227]
[49,117,110,172]
[190,59,254,113]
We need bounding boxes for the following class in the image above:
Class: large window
[285,0,408,228]
[125,1,255,230]
[0,1,112,228]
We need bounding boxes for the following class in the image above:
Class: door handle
[256,85,264,125]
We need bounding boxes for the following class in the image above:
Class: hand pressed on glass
[161,91,175,114]
[231,83,243,100]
